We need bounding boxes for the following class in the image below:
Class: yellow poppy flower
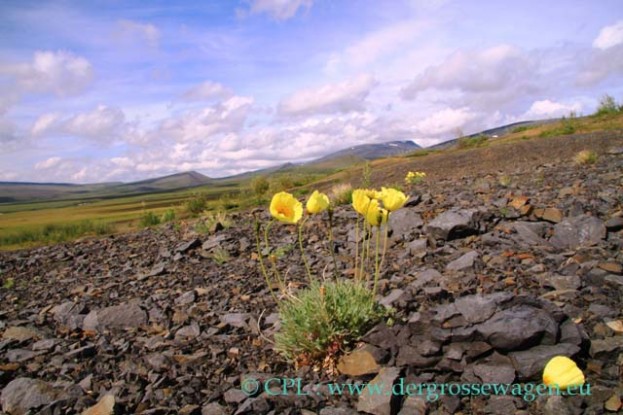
[306,190,330,214]
[543,356,585,389]
[270,191,303,224]
[364,189,383,200]
[380,187,408,212]
[365,199,389,226]
[352,189,372,215]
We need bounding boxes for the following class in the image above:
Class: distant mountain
[427,120,554,150]
[0,171,211,204]
[313,140,421,163]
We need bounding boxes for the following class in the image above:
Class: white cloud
[31,105,127,140]
[325,20,427,74]
[411,107,477,137]
[278,74,377,116]
[158,96,254,143]
[118,19,161,48]
[5,51,93,97]
[35,156,62,170]
[593,20,623,50]
[523,99,582,119]
[577,44,623,86]
[401,45,536,98]
[240,0,313,20]
[181,81,233,101]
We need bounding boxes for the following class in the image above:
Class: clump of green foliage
[458,135,489,149]
[329,183,353,206]
[195,210,232,234]
[574,150,598,165]
[185,193,208,216]
[275,280,385,361]
[212,247,230,265]
[0,220,112,247]
[161,208,176,223]
[539,112,578,138]
[140,211,161,227]
[251,176,270,200]
[594,94,622,116]
[3,278,15,289]
[511,125,531,134]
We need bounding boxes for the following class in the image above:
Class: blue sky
[1,0,622,183]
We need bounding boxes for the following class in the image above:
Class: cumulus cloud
[577,44,623,86]
[593,20,623,50]
[411,107,477,137]
[3,51,93,97]
[523,99,582,119]
[181,81,234,101]
[278,74,377,116]
[325,20,426,74]
[35,156,62,170]
[401,45,537,98]
[30,105,134,143]
[240,0,313,20]
[117,19,161,48]
[158,96,254,143]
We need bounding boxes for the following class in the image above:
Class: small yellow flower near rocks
[365,199,388,226]
[405,171,426,185]
[270,191,303,224]
[306,190,330,214]
[542,356,585,389]
[352,189,372,215]
[380,187,408,212]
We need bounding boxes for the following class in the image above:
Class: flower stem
[327,209,339,280]
[378,220,390,273]
[372,224,381,297]
[264,220,285,293]
[254,218,278,303]
[354,215,360,281]
[298,217,313,283]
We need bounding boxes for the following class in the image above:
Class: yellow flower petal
[306,190,330,214]
[270,191,303,224]
[365,199,388,226]
[352,189,372,216]
[542,356,585,389]
[380,187,408,212]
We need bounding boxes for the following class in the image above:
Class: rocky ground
[1,138,622,415]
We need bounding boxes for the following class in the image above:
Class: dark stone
[509,343,580,380]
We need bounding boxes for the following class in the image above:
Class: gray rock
[543,395,575,415]
[509,343,580,380]
[541,274,581,291]
[389,209,423,240]
[550,215,606,249]
[397,396,427,415]
[407,239,427,258]
[409,269,442,290]
[589,336,623,357]
[511,221,550,246]
[83,303,147,331]
[446,251,479,272]
[202,234,228,251]
[319,407,359,415]
[202,402,228,415]
[604,217,623,231]
[176,238,201,253]
[471,353,516,383]
[175,321,201,340]
[379,289,405,307]
[474,305,559,351]
[6,349,39,363]
[221,313,250,329]
[426,209,482,240]
[201,402,229,415]
[605,274,623,288]
[1,377,62,415]
[175,290,197,306]
[434,292,513,324]
[356,367,400,415]
[484,396,518,415]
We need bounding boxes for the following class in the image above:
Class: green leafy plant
[574,150,598,165]
[161,208,176,223]
[275,280,385,363]
[212,247,230,265]
[458,135,488,149]
[139,211,161,227]
[594,94,621,116]
[3,278,15,289]
[185,193,208,216]
[329,183,353,206]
